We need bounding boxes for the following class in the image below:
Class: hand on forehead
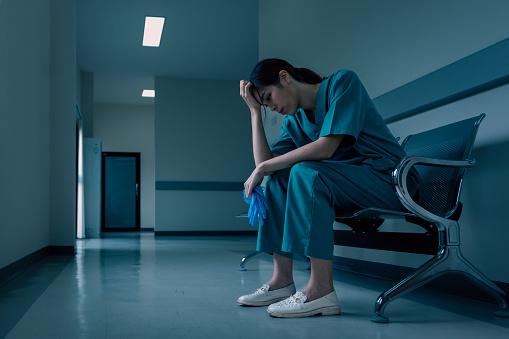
[251,86,265,106]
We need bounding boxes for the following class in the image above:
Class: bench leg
[370,245,509,323]
[239,251,263,271]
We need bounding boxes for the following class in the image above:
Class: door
[102,152,140,232]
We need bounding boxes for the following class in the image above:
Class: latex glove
[243,185,268,227]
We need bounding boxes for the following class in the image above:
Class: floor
[1,233,508,339]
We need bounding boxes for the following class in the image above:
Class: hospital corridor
[2,0,509,338]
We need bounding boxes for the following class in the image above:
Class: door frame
[101,152,141,232]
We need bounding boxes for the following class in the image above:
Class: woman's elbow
[320,147,337,160]
[311,145,335,161]
[318,135,343,160]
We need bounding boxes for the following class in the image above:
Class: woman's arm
[240,80,275,165]
[262,134,343,173]
[250,107,277,166]
[244,134,344,198]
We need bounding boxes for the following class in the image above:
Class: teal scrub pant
[256,161,409,260]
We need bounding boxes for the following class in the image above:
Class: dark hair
[249,58,322,89]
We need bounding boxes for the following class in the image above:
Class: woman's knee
[265,167,291,190]
[290,161,319,176]
[288,162,334,204]
[289,162,322,183]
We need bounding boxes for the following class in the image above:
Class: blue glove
[243,185,268,227]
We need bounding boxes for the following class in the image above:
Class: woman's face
[253,73,298,116]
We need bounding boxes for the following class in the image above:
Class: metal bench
[335,114,509,322]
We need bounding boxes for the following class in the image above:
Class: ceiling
[77,0,259,106]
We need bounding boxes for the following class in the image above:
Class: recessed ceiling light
[142,16,165,47]
[142,89,155,97]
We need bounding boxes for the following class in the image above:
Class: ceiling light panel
[142,16,165,47]
[142,89,155,97]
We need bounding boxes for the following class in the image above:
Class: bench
[335,113,509,322]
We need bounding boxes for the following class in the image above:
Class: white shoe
[237,283,296,306]
[267,291,341,318]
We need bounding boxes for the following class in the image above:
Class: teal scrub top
[270,69,406,172]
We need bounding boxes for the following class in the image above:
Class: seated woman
[237,59,418,318]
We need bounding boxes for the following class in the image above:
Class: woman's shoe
[267,290,341,318]
[237,283,296,306]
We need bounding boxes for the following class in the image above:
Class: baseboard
[47,246,75,256]
[333,256,509,305]
[155,230,258,236]
[0,246,75,288]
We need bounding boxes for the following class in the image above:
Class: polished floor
[1,233,508,338]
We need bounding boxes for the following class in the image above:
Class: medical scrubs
[256,69,418,260]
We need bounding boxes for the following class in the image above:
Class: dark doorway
[102,152,140,232]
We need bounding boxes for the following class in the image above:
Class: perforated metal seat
[336,114,509,322]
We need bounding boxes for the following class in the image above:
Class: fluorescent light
[142,89,155,97]
[143,16,165,47]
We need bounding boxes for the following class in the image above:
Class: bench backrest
[400,114,485,218]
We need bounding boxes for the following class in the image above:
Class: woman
[237,59,418,318]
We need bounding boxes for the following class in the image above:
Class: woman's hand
[244,165,265,199]
[240,80,261,113]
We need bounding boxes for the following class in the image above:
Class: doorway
[102,152,141,232]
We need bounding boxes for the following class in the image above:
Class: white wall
[259,0,509,98]
[49,0,77,246]
[80,71,94,138]
[94,103,156,229]
[0,0,77,269]
[154,77,253,231]
[0,0,51,268]
[259,0,509,283]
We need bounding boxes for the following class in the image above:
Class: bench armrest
[392,155,476,223]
